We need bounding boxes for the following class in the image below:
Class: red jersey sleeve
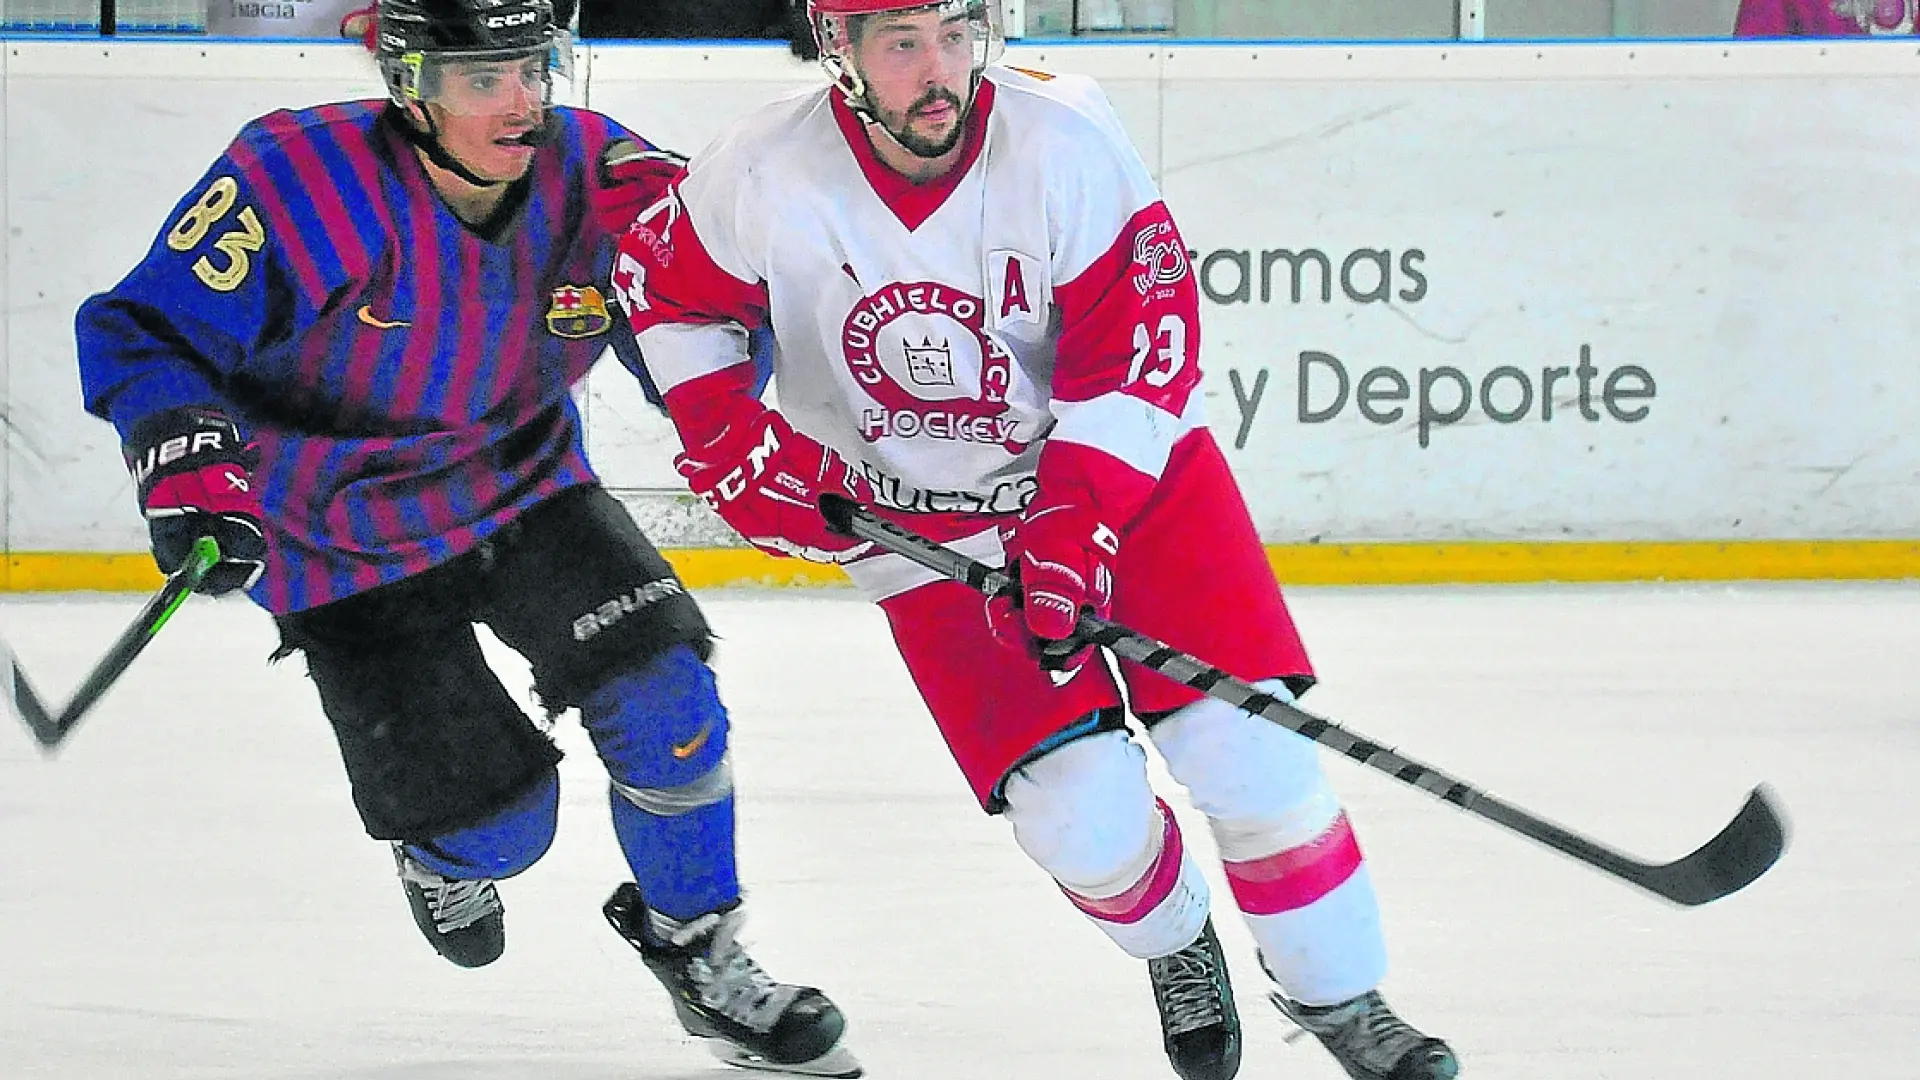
[1043,200,1202,526]
[611,174,771,406]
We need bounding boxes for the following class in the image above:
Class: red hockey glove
[674,405,874,564]
[988,437,1157,674]
[987,499,1120,675]
[592,140,686,239]
[124,406,267,596]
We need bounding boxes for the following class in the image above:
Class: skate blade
[1266,991,1315,1047]
[705,1039,864,1079]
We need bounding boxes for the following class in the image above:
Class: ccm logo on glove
[707,423,798,505]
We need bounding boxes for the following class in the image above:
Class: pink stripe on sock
[1063,800,1183,926]
[1224,812,1363,915]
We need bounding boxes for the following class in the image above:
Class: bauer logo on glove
[124,406,268,596]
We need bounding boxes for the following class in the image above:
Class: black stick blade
[2,642,62,748]
[1630,785,1789,906]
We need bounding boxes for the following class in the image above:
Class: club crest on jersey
[546,285,612,339]
[902,337,956,387]
[841,281,1031,454]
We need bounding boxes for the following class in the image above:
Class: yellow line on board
[4,553,172,593]
[1267,539,1920,586]
[0,550,853,594]
[663,549,852,588]
[5,541,1919,594]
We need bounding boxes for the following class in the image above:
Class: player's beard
[878,86,968,159]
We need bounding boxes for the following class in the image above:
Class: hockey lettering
[484,9,537,27]
[572,579,687,642]
[858,409,1023,443]
[1226,347,1656,450]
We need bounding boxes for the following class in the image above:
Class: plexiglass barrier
[8,0,1911,40]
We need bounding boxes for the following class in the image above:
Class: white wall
[3,38,1916,552]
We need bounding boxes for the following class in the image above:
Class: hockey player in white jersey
[611,3,1458,1078]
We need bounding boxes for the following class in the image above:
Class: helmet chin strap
[396,103,554,189]
[868,115,941,160]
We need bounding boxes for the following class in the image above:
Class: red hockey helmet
[806,0,1003,123]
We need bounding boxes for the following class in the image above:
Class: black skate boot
[1146,918,1241,1080]
[604,882,861,1078]
[391,842,505,969]
[1270,987,1457,1080]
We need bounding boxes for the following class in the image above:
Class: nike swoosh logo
[356,304,410,329]
[671,722,712,760]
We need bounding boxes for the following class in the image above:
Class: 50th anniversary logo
[1191,244,1657,450]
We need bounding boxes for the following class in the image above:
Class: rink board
[2,38,1917,587]
[14,538,1920,592]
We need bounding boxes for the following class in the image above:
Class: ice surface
[3,582,1916,1079]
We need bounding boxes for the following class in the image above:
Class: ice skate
[1146,917,1241,1080]
[604,882,861,1078]
[391,842,505,969]
[1269,983,1457,1080]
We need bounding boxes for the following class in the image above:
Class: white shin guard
[1002,730,1211,959]
[1150,680,1389,1003]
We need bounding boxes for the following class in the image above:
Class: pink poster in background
[1737,0,1919,35]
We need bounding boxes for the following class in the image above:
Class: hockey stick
[818,495,1787,907]
[3,536,219,752]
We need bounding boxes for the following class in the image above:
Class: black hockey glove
[124,406,267,596]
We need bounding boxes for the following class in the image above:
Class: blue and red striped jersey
[78,102,667,613]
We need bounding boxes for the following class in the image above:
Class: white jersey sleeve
[612,87,830,401]
[998,67,1205,514]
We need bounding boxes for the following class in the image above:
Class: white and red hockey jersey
[616,65,1205,549]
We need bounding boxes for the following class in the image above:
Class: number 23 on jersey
[1127,313,1187,388]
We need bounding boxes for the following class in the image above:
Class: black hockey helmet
[377,0,575,115]
[378,0,558,59]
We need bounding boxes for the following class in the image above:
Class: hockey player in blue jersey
[73,0,857,1073]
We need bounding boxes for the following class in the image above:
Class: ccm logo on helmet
[484,9,538,27]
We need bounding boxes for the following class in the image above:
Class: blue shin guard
[582,644,740,919]
[406,769,560,879]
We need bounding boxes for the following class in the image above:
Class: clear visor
[815,0,1003,88]
[401,38,573,117]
